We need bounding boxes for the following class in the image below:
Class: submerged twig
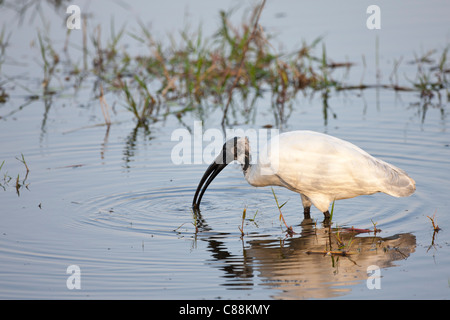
[427,210,441,252]
[305,249,355,257]
[427,209,441,232]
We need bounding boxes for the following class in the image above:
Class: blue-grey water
[1,0,449,299]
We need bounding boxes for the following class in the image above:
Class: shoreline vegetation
[0,0,448,129]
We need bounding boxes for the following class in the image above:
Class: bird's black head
[192,137,250,210]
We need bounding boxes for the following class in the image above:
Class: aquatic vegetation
[329,199,335,222]
[37,30,59,95]
[270,187,294,235]
[427,210,441,252]
[238,207,247,237]
[427,210,441,233]
[0,26,11,104]
[0,154,30,196]
[0,1,448,127]
[407,47,449,99]
[0,87,8,104]
[0,25,11,74]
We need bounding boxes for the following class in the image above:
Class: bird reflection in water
[192,212,416,299]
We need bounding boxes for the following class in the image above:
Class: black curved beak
[192,161,228,210]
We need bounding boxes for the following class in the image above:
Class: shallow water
[1,1,450,300]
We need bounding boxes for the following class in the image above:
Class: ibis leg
[300,194,312,219]
[303,206,311,219]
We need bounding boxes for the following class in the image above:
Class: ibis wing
[268,131,415,199]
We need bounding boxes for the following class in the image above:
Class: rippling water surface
[1,1,450,299]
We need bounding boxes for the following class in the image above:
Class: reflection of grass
[307,225,356,257]
[333,225,354,252]
[1,1,449,126]
[67,6,450,126]
[0,25,11,74]
[0,87,8,104]
[0,26,11,103]
[0,154,30,196]
[37,30,59,95]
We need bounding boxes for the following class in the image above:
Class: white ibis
[192,130,416,220]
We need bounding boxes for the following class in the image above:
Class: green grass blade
[330,199,335,221]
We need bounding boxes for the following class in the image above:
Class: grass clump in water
[1,1,449,127]
[0,154,30,196]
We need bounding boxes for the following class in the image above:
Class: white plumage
[193,130,416,219]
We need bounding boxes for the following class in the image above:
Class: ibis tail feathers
[376,160,416,197]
